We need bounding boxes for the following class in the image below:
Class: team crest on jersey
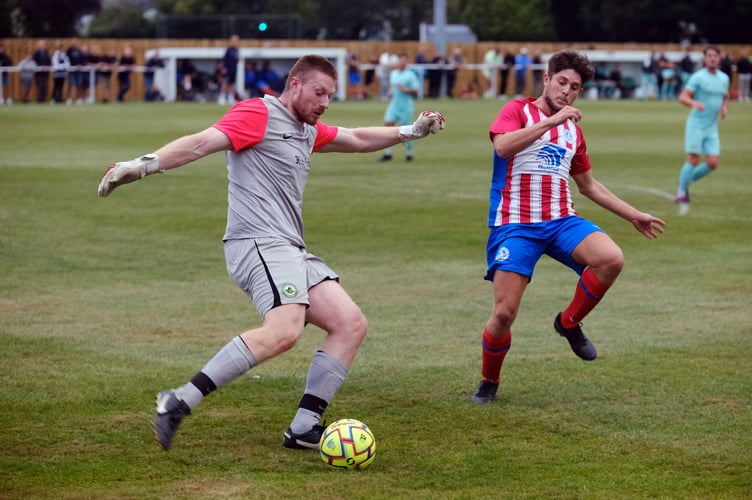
[281,283,299,298]
[495,246,510,262]
[536,143,567,172]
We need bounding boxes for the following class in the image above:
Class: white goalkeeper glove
[97,154,163,197]
[398,110,446,142]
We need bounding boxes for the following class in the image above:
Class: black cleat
[471,379,499,404]
[378,154,392,162]
[283,423,326,450]
[554,313,597,361]
[153,390,191,451]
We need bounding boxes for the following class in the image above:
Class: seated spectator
[256,61,282,96]
[608,64,625,99]
[177,59,199,101]
[244,60,260,98]
[145,83,165,102]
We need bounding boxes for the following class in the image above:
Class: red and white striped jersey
[487,97,591,226]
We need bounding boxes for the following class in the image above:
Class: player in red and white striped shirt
[472,50,666,404]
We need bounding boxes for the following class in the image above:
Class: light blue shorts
[384,102,413,125]
[485,216,603,281]
[685,123,720,155]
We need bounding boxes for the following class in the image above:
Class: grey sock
[290,351,348,433]
[175,336,257,410]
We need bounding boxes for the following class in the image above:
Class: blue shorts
[485,216,603,281]
[685,122,720,155]
[69,71,85,88]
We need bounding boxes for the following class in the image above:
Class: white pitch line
[619,184,676,200]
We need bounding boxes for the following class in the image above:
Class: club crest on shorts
[280,283,299,298]
[495,246,510,262]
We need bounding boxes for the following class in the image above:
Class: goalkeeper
[98,54,445,451]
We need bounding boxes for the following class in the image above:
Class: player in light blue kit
[675,45,729,215]
[380,53,421,162]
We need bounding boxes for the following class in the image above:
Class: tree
[462,0,557,41]
[89,4,157,38]
[7,0,100,37]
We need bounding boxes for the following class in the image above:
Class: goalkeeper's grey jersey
[213,95,337,248]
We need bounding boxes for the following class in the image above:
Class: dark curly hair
[547,50,594,85]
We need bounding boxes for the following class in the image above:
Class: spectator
[97,48,117,104]
[363,53,378,98]
[80,43,94,103]
[244,60,259,99]
[143,50,165,101]
[531,49,544,96]
[347,52,363,100]
[88,45,102,101]
[659,53,678,100]
[608,64,625,99]
[638,51,658,100]
[593,62,610,98]
[427,52,445,98]
[500,49,515,98]
[116,46,135,102]
[51,43,70,104]
[377,50,398,101]
[735,50,751,102]
[679,48,695,90]
[66,37,87,105]
[178,59,199,101]
[482,47,501,98]
[257,61,282,95]
[18,52,37,104]
[413,50,428,99]
[514,47,530,97]
[32,39,51,103]
[719,51,733,80]
[446,48,465,98]
[218,34,240,105]
[0,43,12,105]
[145,83,165,102]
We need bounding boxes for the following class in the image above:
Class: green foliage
[88,4,156,39]
[462,0,556,41]
[1,99,751,498]
[6,0,100,37]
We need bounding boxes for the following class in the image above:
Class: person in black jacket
[32,39,51,103]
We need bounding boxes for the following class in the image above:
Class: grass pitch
[1,97,751,499]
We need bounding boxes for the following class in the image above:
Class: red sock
[561,267,610,329]
[481,328,511,384]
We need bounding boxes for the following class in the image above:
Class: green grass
[1,97,751,499]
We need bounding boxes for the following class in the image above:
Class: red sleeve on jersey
[488,98,528,140]
[212,99,269,152]
[570,125,592,174]
[313,121,338,151]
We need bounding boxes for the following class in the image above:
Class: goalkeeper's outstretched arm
[98,127,231,197]
[317,110,445,154]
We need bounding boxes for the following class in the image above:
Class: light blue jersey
[685,68,729,129]
[384,69,419,125]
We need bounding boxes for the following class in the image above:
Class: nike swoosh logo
[155,393,171,414]
[283,133,294,139]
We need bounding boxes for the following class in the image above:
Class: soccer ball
[319,419,376,470]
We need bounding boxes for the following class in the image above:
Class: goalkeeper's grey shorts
[224,237,338,319]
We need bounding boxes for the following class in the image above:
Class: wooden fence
[1,38,749,103]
